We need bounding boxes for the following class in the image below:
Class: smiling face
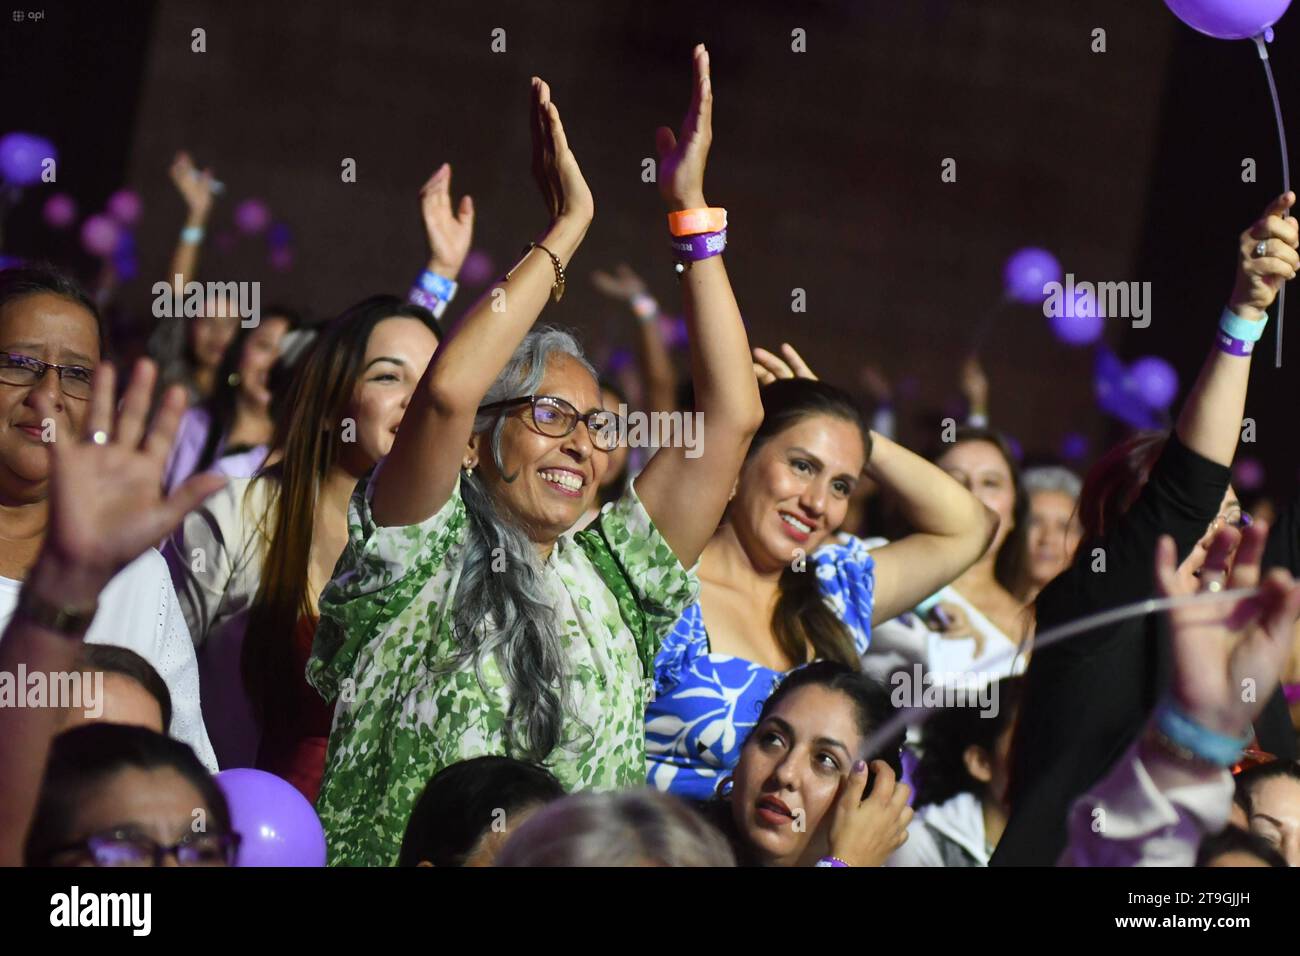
[1026,489,1082,589]
[337,317,440,474]
[728,414,867,573]
[470,352,610,546]
[936,439,1016,556]
[729,684,868,867]
[1247,773,1300,866]
[236,316,290,409]
[0,292,100,504]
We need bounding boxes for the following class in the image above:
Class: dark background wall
[5,1,1298,498]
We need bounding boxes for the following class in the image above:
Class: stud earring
[462,460,475,479]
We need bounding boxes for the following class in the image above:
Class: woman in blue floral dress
[646,350,997,800]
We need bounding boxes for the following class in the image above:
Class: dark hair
[24,723,231,866]
[75,643,173,732]
[912,676,1023,808]
[1196,826,1288,868]
[708,661,904,866]
[398,756,565,866]
[1234,758,1300,814]
[929,425,1028,597]
[242,295,440,728]
[194,309,306,472]
[753,660,904,775]
[0,263,107,353]
[1076,431,1168,544]
[744,379,873,669]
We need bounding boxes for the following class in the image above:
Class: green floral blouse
[307,471,698,866]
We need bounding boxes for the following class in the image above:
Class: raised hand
[591,263,648,302]
[420,162,475,279]
[38,359,227,607]
[753,343,818,385]
[529,76,593,225]
[654,44,712,211]
[959,355,988,417]
[825,759,913,867]
[168,151,217,221]
[1230,191,1298,321]
[1155,523,1300,737]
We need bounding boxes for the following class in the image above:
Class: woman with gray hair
[1018,465,1083,602]
[495,789,736,867]
[307,47,763,866]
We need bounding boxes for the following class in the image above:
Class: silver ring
[1201,577,1225,594]
[90,430,109,446]
[1254,240,1269,258]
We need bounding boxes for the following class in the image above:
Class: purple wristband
[408,286,449,319]
[1216,330,1255,356]
[670,228,727,262]
[814,856,849,867]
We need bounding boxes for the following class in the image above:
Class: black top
[992,433,1296,866]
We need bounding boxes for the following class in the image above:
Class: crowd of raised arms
[1,47,1299,869]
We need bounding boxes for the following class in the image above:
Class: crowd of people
[1,46,1298,869]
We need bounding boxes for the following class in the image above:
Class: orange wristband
[668,207,727,237]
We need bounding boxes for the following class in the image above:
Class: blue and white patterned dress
[645,537,876,800]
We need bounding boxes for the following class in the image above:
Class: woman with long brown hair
[164,296,442,789]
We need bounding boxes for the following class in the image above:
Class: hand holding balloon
[1229,192,1298,322]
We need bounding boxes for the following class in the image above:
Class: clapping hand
[420,163,475,279]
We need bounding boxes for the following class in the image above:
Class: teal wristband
[1219,308,1268,343]
[1153,701,1251,768]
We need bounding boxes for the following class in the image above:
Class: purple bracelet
[671,228,727,262]
[1216,330,1255,356]
[814,856,849,867]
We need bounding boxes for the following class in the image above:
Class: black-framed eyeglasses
[46,828,241,867]
[478,395,622,451]
[0,352,94,400]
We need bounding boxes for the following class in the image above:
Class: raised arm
[372,78,594,527]
[858,434,995,623]
[406,162,475,320]
[591,263,678,415]
[164,151,218,298]
[1176,192,1297,466]
[0,361,224,866]
[633,45,764,567]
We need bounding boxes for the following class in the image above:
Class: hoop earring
[714,775,734,801]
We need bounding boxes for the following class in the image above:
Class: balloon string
[860,585,1261,761]
[1254,35,1290,368]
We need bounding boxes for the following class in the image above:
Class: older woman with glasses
[0,266,216,770]
[307,47,763,866]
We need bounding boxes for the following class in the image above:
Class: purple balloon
[1233,457,1266,492]
[1060,432,1090,462]
[106,189,142,225]
[1095,348,1161,430]
[267,221,293,248]
[0,131,56,187]
[269,246,295,271]
[1165,0,1292,40]
[1129,355,1179,410]
[42,194,77,229]
[80,215,121,257]
[234,198,271,235]
[459,249,495,286]
[1003,248,1062,305]
[214,768,327,867]
[1048,286,1106,346]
